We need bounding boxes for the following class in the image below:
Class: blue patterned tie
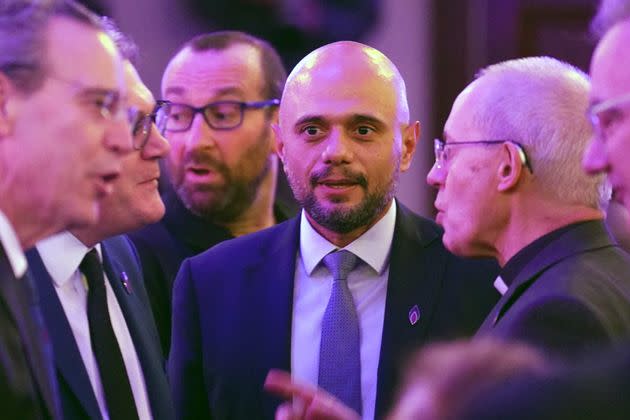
[318,250,362,415]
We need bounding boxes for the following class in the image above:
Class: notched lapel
[26,249,101,419]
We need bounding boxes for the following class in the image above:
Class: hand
[264,369,361,420]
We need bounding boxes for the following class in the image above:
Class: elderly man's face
[3,16,131,231]
[583,20,630,211]
[161,43,276,223]
[426,82,505,257]
[95,62,170,233]
[277,49,416,234]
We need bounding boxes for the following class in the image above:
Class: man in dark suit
[0,1,133,418]
[27,54,174,419]
[169,40,499,420]
[459,2,630,419]
[426,56,630,359]
[128,31,294,355]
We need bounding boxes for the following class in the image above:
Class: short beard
[178,156,270,224]
[292,165,399,234]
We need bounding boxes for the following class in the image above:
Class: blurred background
[79,0,599,218]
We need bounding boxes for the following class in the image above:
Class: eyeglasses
[433,138,533,173]
[587,91,630,142]
[129,100,171,150]
[164,99,280,132]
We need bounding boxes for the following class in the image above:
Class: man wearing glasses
[25,26,175,419]
[426,56,630,360]
[0,1,133,418]
[128,31,293,356]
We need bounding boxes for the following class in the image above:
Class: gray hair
[0,0,103,94]
[592,0,630,39]
[471,56,608,209]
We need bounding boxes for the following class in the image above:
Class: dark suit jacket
[476,220,630,360]
[168,203,499,419]
[461,342,630,420]
[128,187,293,355]
[26,235,174,420]
[0,241,61,419]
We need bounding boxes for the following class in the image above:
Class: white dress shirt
[0,210,27,278]
[291,200,397,420]
[36,232,152,420]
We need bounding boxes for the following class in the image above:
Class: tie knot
[323,250,358,281]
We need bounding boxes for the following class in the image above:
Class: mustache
[184,148,227,173]
[309,166,368,188]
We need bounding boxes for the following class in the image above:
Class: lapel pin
[408,305,420,326]
[120,271,131,295]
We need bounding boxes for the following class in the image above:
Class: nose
[185,112,218,150]
[321,128,352,164]
[582,136,609,175]
[426,161,445,187]
[141,125,171,160]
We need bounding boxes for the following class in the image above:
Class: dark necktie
[318,250,362,415]
[80,249,138,420]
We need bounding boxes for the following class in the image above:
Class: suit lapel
[246,218,300,419]
[375,204,442,418]
[26,248,102,419]
[485,220,616,329]
[101,238,172,420]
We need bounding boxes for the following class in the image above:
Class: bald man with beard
[168,41,498,420]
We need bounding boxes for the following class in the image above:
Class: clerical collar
[499,221,592,287]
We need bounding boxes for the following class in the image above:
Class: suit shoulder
[188,217,298,265]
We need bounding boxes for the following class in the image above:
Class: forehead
[124,62,154,111]
[162,43,264,102]
[282,62,397,126]
[590,21,630,102]
[444,81,486,140]
[45,16,123,90]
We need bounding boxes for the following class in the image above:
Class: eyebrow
[163,85,245,99]
[349,114,385,128]
[294,115,326,131]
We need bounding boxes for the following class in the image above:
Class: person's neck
[493,202,604,267]
[222,157,279,238]
[306,200,393,248]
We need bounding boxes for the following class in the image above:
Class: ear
[271,122,285,162]
[399,121,420,172]
[497,142,525,192]
[0,72,15,138]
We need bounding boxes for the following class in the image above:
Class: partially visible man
[426,56,630,360]
[169,41,498,420]
[27,33,175,418]
[459,3,630,419]
[0,1,131,418]
[128,31,291,354]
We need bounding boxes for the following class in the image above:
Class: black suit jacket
[0,241,61,419]
[128,187,293,355]
[476,220,630,360]
[26,235,174,420]
[168,203,499,419]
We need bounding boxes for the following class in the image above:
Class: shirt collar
[0,210,27,278]
[299,200,397,275]
[36,232,101,288]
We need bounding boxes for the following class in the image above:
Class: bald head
[275,41,419,245]
[280,41,410,130]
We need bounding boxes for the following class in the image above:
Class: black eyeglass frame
[163,99,280,132]
[433,138,534,174]
[131,100,171,150]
